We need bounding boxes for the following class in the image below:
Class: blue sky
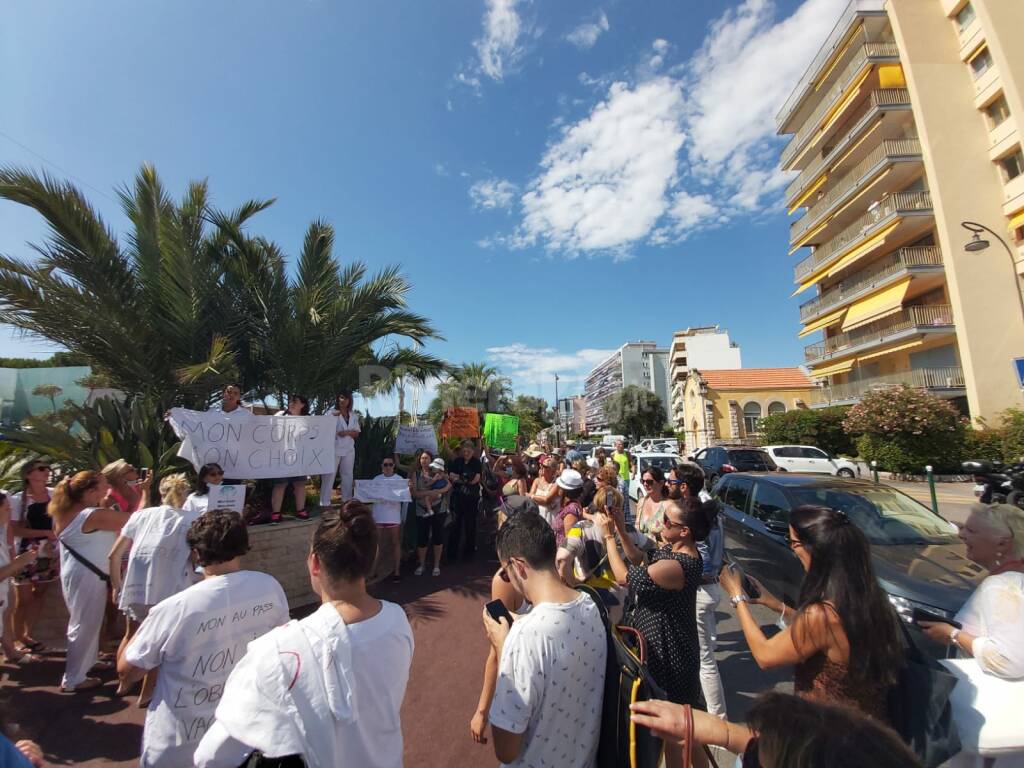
[0,0,849,411]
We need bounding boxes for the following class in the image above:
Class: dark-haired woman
[552,469,584,548]
[50,471,129,692]
[118,510,288,768]
[270,395,311,523]
[719,505,903,720]
[319,391,360,509]
[634,465,669,540]
[182,463,224,516]
[9,460,56,654]
[194,501,415,768]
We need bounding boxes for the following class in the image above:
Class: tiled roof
[697,368,814,390]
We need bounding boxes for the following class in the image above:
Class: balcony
[790,138,922,244]
[812,366,965,404]
[785,89,914,207]
[794,189,933,284]
[780,44,901,170]
[804,304,955,363]
[799,246,943,322]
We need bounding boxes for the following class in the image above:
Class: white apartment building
[584,342,671,432]
[669,326,743,430]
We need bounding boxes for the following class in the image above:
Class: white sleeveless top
[59,508,118,575]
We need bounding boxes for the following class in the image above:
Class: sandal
[3,652,42,665]
[18,639,44,652]
[61,676,103,693]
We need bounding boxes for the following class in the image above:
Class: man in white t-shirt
[118,510,288,768]
[482,511,607,768]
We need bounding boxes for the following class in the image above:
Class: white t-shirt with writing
[371,473,403,526]
[182,492,210,516]
[489,593,607,768]
[119,505,203,613]
[124,570,288,768]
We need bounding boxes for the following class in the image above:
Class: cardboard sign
[206,483,246,515]
[395,425,439,455]
[483,413,519,451]
[439,407,480,439]
[354,476,413,504]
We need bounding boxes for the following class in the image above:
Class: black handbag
[886,621,961,767]
[239,751,305,767]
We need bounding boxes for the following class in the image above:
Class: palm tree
[31,384,62,413]
[429,363,512,423]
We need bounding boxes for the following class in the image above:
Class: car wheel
[836,468,855,478]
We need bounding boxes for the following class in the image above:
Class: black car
[713,473,985,657]
[690,446,777,490]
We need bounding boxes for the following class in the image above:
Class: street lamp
[553,374,560,446]
[960,220,1024,323]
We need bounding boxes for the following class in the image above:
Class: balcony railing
[780,43,901,169]
[794,189,932,282]
[791,138,922,243]
[785,88,913,205]
[799,246,943,322]
[804,304,954,361]
[813,366,965,402]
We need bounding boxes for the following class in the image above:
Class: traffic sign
[1015,357,1024,389]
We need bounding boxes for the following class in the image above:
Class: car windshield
[640,457,679,473]
[729,450,769,463]
[788,486,958,545]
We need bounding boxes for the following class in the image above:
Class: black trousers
[447,492,479,559]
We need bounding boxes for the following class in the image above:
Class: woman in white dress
[319,390,360,509]
[51,470,130,692]
[182,463,224,516]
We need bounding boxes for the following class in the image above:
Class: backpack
[576,584,666,768]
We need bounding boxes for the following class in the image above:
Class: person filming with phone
[719,505,904,719]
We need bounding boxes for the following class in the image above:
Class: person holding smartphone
[101,460,151,515]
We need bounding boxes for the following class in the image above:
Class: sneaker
[414,565,424,576]
[432,567,441,577]
[295,509,310,520]
[270,513,282,525]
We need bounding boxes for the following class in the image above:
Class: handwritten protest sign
[395,424,438,455]
[439,407,480,439]
[483,413,519,451]
[354,476,413,504]
[206,484,246,515]
[168,409,335,480]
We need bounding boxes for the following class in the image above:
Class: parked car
[762,445,859,477]
[690,446,777,490]
[635,437,680,454]
[712,472,983,657]
[628,452,683,504]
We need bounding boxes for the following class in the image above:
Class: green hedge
[757,406,856,457]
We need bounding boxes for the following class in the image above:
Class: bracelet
[730,594,749,607]
[949,628,961,646]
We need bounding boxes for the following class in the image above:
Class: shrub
[844,386,966,473]
[757,406,856,457]
[997,408,1024,462]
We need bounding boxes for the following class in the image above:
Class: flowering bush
[844,386,966,472]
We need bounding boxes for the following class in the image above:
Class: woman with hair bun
[195,501,415,768]
[720,505,904,719]
[50,470,130,692]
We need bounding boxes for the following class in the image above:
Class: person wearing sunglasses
[372,458,404,582]
[634,466,669,539]
[9,460,57,655]
[719,506,903,720]
[182,464,225,516]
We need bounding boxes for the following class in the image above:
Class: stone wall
[241,518,318,608]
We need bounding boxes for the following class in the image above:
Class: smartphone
[605,490,615,509]
[911,607,962,629]
[140,467,149,480]
[485,599,515,626]
[740,574,761,600]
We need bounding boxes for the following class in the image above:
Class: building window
[742,402,762,435]
[955,2,976,30]
[969,47,993,80]
[985,96,1011,129]
[999,149,1024,182]
[767,401,786,416]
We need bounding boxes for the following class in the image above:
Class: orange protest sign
[439,407,480,439]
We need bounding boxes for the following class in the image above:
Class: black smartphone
[485,599,514,626]
[911,607,961,629]
[740,574,761,600]
[605,490,614,509]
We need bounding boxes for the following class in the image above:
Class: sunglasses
[662,517,686,530]
[382,462,395,468]
[33,466,52,472]
[642,478,656,486]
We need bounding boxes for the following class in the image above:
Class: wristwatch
[730,594,749,607]
[949,627,961,646]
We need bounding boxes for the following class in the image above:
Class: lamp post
[961,220,1024,324]
[554,374,560,446]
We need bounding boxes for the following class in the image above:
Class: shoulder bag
[60,541,110,584]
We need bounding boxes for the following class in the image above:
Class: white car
[762,445,859,477]
[628,452,683,503]
[635,438,680,454]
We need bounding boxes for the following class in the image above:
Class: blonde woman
[108,473,200,698]
[51,471,129,692]
[101,459,151,515]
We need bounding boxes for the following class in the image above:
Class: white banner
[354,477,412,504]
[395,425,438,455]
[169,409,335,480]
[206,483,246,515]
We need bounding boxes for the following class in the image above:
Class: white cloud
[434,163,450,177]
[517,78,685,253]
[470,178,518,210]
[473,0,524,81]
[652,38,669,54]
[486,343,616,386]
[565,11,609,50]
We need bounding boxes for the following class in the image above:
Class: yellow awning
[798,307,847,338]
[841,277,912,331]
[857,340,924,362]
[789,219,830,253]
[788,173,828,214]
[819,67,872,135]
[812,23,863,90]
[1009,209,1024,232]
[810,358,855,377]
[877,64,906,89]
[793,270,826,296]
[831,118,881,169]
[825,218,903,278]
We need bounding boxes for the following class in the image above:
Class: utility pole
[554,374,560,446]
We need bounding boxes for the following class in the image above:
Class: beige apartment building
[780,0,1024,422]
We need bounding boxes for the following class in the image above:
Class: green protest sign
[483,413,519,451]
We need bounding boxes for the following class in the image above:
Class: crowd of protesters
[0,388,1021,767]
